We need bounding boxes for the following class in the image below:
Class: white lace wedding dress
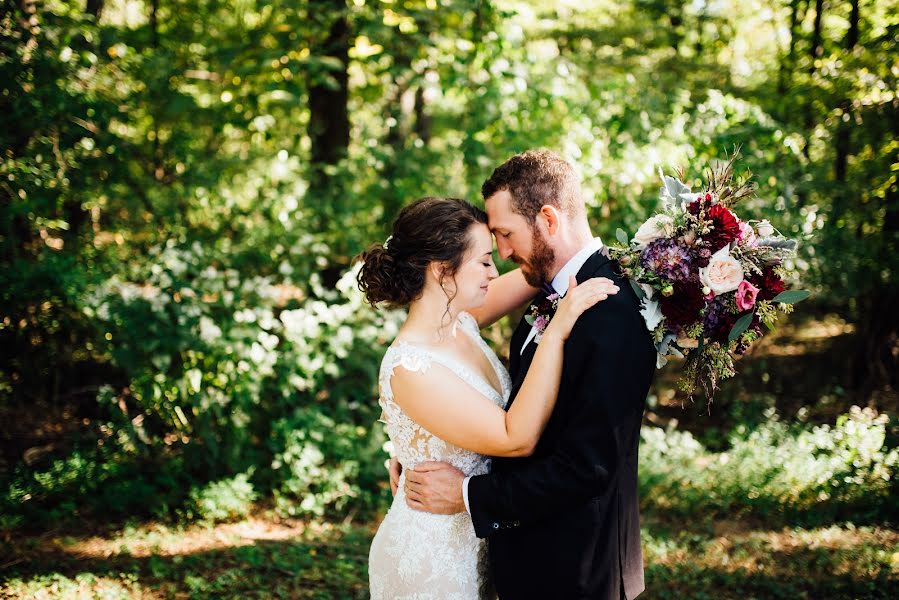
[369,312,511,600]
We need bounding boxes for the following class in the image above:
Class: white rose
[633,214,675,248]
[756,220,774,237]
[699,246,744,295]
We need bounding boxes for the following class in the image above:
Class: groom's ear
[539,205,561,236]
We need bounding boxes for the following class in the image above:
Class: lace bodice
[377,311,512,475]
[369,311,509,599]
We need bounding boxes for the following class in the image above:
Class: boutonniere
[525,292,561,343]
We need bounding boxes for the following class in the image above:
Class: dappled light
[2,0,897,597]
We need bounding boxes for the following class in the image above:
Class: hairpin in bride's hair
[384,235,393,249]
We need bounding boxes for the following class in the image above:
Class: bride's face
[444,224,499,310]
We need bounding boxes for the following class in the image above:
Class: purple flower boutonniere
[525,292,561,343]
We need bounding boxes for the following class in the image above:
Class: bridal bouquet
[609,155,808,400]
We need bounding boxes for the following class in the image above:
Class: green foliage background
[2,0,897,541]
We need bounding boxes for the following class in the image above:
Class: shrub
[639,406,899,525]
[184,471,258,523]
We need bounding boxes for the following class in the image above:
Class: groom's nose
[496,238,513,260]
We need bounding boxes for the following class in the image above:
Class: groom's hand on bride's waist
[404,461,466,514]
[388,457,402,496]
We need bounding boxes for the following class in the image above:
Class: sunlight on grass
[4,517,896,599]
[643,520,899,580]
[2,519,371,599]
[57,517,309,559]
[2,572,158,599]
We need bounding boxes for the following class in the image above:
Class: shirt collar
[550,237,604,296]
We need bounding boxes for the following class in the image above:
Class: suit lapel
[505,250,612,411]
[509,310,534,383]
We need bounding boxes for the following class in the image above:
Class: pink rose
[735,280,760,310]
[699,247,744,295]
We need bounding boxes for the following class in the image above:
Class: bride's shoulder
[381,340,433,375]
[456,310,480,332]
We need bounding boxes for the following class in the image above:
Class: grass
[2,512,896,599]
[3,314,896,598]
[1,517,372,599]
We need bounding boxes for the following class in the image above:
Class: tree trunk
[853,195,899,397]
[86,0,103,19]
[777,0,804,99]
[852,97,899,398]
[833,0,859,185]
[307,0,350,226]
[150,0,159,48]
[414,85,431,144]
[803,0,824,161]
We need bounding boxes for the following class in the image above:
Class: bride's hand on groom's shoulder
[548,275,619,341]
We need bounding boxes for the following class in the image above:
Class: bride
[358,197,618,599]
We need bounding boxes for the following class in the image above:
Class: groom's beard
[515,227,555,288]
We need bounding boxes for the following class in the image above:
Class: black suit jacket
[467,250,656,600]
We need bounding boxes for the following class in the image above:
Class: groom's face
[485,190,555,286]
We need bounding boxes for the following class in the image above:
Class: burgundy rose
[704,205,742,252]
[687,193,714,215]
[749,265,785,302]
[659,281,706,332]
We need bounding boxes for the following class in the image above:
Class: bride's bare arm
[467,268,540,329]
[390,276,618,457]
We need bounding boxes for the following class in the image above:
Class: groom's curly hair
[356,197,488,308]
[481,149,585,224]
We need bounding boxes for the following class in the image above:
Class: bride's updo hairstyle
[357,197,488,307]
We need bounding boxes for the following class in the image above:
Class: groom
[399,149,656,599]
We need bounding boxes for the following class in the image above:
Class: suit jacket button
[492,522,499,530]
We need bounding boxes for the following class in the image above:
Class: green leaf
[728,312,754,343]
[616,228,629,246]
[629,279,645,300]
[771,290,810,304]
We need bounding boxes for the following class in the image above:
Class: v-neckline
[455,318,505,400]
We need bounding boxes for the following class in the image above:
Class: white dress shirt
[462,236,604,513]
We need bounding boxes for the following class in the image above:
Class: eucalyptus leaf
[728,312,754,343]
[757,238,798,250]
[629,279,646,300]
[616,228,629,246]
[771,290,810,304]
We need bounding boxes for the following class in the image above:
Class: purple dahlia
[640,238,694,282]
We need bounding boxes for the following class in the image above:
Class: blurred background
[1,0,897,597]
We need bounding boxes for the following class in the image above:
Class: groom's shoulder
[586,258,640,309]
[576,259,645,333]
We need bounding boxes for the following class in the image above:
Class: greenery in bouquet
[609,155,809,401]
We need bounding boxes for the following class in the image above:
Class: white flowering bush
[80,240,404,519]
[639,407,899,524]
